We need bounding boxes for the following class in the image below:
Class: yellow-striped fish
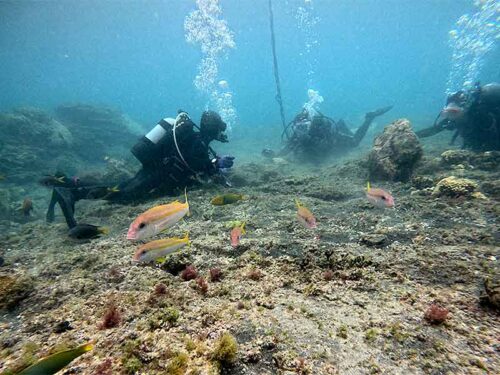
[295,199,317,229]
[18,341,93,375]
[127,190,190,240]
[211,193,245,205]
[133,233,190,263]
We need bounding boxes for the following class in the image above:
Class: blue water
[0,0,498,132]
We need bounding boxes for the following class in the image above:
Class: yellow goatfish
[127,189,190,240]
[295,199,317,229]
[133,233,190,263]
[18,341,94,375]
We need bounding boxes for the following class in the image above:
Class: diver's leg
[450,130,460,145]
[46,189,59,223]
[48,187,78,228]
[46,185,112,228]
[106,168,162,202]
[352,105,393,146]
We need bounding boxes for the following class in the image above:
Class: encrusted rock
[440,150,472,165]
[368,118,423,181]
[432,176,478,198]
[360,234,387,247]
[0,274,34,311]
[411,176,434,190]
[479,277,500,311]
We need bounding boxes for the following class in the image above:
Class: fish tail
[366,181,371,192]
[108,185,120,193]
[184,187,190,216]
[79,341,94,352]
[241,222,246,234]
[98,227,109,235]
[56,176,66,183]
[295,198,302,208]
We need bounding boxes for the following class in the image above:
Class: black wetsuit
[417,83,500,151]
[46,115,222,229]
[281,106,392,161]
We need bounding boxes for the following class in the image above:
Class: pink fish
[366,182,394,208]
[295,199,317,228]
[230,222,246,248]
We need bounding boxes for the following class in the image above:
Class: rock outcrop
[0,107,74,182]
[55,103,143,162]
[368,118,423,182]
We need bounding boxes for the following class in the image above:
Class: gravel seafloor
[0,148,499,375]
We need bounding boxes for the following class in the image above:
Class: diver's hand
[216,155,235,169]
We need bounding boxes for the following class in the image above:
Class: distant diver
[44,110,234,235]
[274,105,392,162]
[417,82,500,151]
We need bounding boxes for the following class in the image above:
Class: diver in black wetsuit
[45,110,234,231]
[275,105,392,162]
[417,82,500,151]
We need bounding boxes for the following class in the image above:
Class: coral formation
[154,283,168,296]
[211,333,238,365]
[432,176,478,197]
[98,300,122,329]
[165,351,188,375]
[368,118,423,181]
[209,267,222,282]
[247,268,263,281]
[181,265,198,281]
[424,304,449,324]
[196,277,208,294]
[440,149,471,165]
[323,270,334,281]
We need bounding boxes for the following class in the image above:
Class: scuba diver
[417,82,500,151]
[45,110,234,232]
[272,105,393,162]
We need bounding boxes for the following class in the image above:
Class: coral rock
[424,304,449,324]
[480,277,500,311]
[0,274,33,311]
[432,176,478,198]
[368,118,423,181]
[440,150,472,165]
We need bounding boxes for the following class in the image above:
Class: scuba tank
[131,111,193,169]
[131,117,175,168]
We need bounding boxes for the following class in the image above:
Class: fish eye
[381,196,386,200]
[138,222,146,229]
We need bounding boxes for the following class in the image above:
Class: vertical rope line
[268,0,288,139]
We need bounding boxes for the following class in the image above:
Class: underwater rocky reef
[0,104,141,224]
[0,116,499,375]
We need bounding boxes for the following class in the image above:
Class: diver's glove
[215,155,235,169]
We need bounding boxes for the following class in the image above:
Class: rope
[268,0,287,139]
[172,113,196,173]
